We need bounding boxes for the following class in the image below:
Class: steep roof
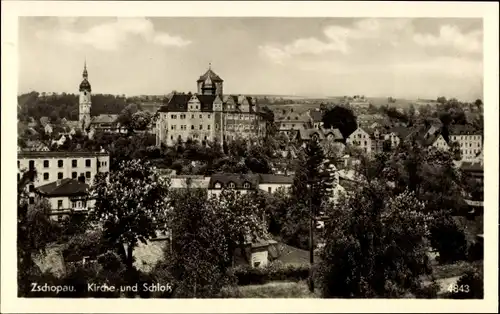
[36,178,89,197]
[157,94,192,112]
[197,95,217,112]
[449,124,480,135]
[209,173,260,189]
[389,126,414,140]
[197,68,223,82]
[258,174,293,185]
[309,109,323,122]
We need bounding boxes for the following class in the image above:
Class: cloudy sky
[19,17,483,101]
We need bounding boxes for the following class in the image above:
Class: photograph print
[13,9,491,304]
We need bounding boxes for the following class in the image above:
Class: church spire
[83,59,88,79]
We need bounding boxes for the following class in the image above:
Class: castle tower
[197,63,223,97]
[79,60,92,129]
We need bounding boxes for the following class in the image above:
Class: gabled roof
[197,95,216,112]
[389,126,413,140]
[258,174,293,185]
[209,173,260,189]
[197,68,223,82]
[36,178,89,197]
[298,128,324,140]
[449,124,480,135]
[309,109,323,122]
[321,128,343,140]
[157,94,192,112]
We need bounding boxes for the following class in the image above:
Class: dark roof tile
[36,178,89,197]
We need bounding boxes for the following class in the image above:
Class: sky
[18,17,483,101]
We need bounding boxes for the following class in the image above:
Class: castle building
[156,65,266,146]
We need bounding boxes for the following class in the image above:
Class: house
[169,175,210,189]
[234,237,278,268]
[430,134,450,151]
[208,173,261,197]
[35,178,93,222]
[91,114,124,133]
[18,151,110,204]
[346,127,372,153]
[44,124,53,135]
[448,125,483,161]
[276,110,313,136]
[293,127,343,147]
[309,109,324,129]
[258,174,293,194]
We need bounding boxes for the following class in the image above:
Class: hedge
[233,262,311,286]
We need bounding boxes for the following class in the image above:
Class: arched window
[214,182,222,189]
[228,182,236,189]
[243,182,251,189]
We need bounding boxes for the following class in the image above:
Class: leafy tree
[89,159,171,272]
[322,106,358,139]
[17,169,61,296]
[131,111,153,131]
[164,188,234,297]
[317,184,434,298]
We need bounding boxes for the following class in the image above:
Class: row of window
[213,181,251,189]
[23,159,94,169]
[461,149,481,155]
[460,142,481,148]
[57,199,88,209]
[280,123,308,128]
[170,135,209,141]
[451,135,482,140]
[171,114,211,119]
[42,171,92,181]
[171,124,212,131]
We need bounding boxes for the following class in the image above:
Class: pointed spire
[83,58,88,79]
[208,62,211,70]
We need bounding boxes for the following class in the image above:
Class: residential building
[18,151,110,203]
[431,134,450,151]
[35,178,93,222]
[448,125,483,161]
[309,109,324,129]
[346,127,372,153]
[155,66,265,146]
[276,109,313,136]
[258,174,293,194]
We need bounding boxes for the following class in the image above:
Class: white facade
[258,183,291,194]
[347,127,372,153]
[432,135,450,151]
[449,134,483,161]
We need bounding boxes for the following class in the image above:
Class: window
[29,160,35,169]
[191,114,194,119]
[215,123,219,130]
[43,173,49,181]
[208,114,211,119]
[85,171,91,179]
[18,161,20,168]
[72,172,77,179]
[58,172,63,179]
[243,182,251,189]
[170,135,173,140]
[171,114,177,119]
[228,182,236,189]
[85,159,91,167]
[191,125,194,130]
[171,125,176,130]
[58,160,63,168]
[43,160,49,168]
[208,125,211,130]
[72,159,77,167]
[195,106,198,110]
[181,114,186,119]
[71,201,76,208]
[57,200,63,209]
[199,125,203,130]
[199,114,202,119]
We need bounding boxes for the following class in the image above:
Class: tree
[89,160,171,272]
[322,106,358,139]
[317,184,434,298]
[163,188,234,297]
[131,111,152,131]
[17,169,61,296]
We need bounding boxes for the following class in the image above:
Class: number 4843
[448,284,470,293]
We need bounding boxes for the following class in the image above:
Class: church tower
[79,60,92,129]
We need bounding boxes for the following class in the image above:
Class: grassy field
[220,281,318,298]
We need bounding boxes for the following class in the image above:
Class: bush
[430,216,468,264]
[233,262,311,286]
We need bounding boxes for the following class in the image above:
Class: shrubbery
[233,262,311,286]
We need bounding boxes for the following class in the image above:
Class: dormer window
[214,182,222,189]
[243,182,251,189]
[228,182,236,189]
